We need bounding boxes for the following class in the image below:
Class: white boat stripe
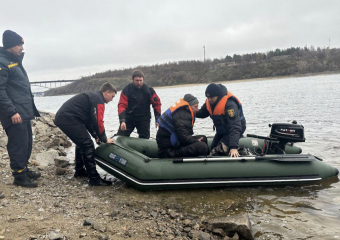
[95,157,322,186]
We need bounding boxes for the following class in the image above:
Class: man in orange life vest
[156,94,209,158]
[196,83,246,157]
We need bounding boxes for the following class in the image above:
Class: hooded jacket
[0,47,40,129]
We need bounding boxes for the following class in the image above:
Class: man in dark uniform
[156,94,209,158]
[117,70,161,139]
[196,83,246,157]
[0,30,41,188]
[54,83,117,186]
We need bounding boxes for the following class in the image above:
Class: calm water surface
[35,74,340,239]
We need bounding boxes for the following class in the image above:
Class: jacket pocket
[12,98,34,121]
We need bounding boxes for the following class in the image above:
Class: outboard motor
[247,121,305,154]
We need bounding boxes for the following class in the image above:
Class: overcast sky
[1,0,339,81]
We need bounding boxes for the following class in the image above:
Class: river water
[34,74,340,239]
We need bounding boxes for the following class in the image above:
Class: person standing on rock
[196,83,246,157]
[0,30,41,188]
[54,83,117,186]
[117,70,161,139]
[156,94,209,158]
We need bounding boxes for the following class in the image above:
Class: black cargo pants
[5,121,32,177]
[117,119,150,139]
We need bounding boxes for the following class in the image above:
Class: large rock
[205,213,254,240]
[36,150,59,167]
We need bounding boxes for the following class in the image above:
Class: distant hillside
[44,46,340,96]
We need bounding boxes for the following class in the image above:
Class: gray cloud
[1,0,339,81]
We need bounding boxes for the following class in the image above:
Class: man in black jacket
[156,94,208,158]
[55,83,117,186]
[0,30,41,188]
[117,70,161,139]
[196,83,246,157]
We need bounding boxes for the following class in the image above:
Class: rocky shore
[0,112,254,240]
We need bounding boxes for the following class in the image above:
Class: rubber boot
[74,146,88,177]
[13,172,38,188]
[26,168,41,180]
[81,140,111,186]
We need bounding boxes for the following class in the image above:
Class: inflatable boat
[94,123,339,190]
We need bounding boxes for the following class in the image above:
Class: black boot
[89,176,112,186]
[74,169,88,178]
[80,140,111,186]
[26,168,41,180]
[13,174,38,188]
[74,146,88,178]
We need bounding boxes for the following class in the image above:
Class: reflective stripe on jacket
[157,99,194,146]
[206,91,244,134]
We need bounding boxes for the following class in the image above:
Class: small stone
[150,211,158,218]
[110,209,120,217]
[182,219,191,227]
[55,167,67,175]
[48,231,63,240]
[54,157,70,168]
[183,227,191,233]
[0,191,5,199]
[79,233,86,238]
[83,219,94,226]
[169,211,177,219]
[212,228,226,237]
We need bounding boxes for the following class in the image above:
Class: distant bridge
[30,80,77,89]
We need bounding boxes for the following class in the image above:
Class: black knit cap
[205,83,220,97]
[183,94,199,106]
[2,30,24,49]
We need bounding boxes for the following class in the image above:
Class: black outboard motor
[247,121,305,154]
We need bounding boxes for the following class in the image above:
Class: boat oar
[173,154,314,163]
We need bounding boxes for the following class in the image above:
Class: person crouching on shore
[54,83,116,186]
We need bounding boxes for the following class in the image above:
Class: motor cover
[270,123,305,142]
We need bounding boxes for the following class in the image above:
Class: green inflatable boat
[94,123,339,190]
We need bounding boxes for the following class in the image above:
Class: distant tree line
[45,46,340,96]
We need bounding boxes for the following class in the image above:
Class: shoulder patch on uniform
[8,62,18,68]
[227,109,235,117]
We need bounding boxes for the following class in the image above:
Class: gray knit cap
[183,94,199,106]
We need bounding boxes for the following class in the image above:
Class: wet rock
[205,213,254,240]
[83,219,94,226]
[54,157,70,168]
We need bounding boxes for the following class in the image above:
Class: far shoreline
[154,71,340,90]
